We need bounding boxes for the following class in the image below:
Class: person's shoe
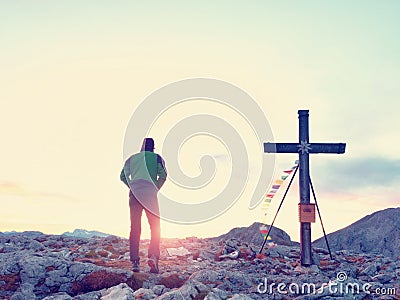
[132,259,140,272]
[147,256,159,274]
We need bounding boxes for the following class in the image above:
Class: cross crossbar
[264,142,346,154]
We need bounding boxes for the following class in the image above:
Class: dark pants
[129,190,160,261]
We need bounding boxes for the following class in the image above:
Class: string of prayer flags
[260,160,299,242]
[259,224,269,237]
[261,159,299,205]
[259,224,274,245]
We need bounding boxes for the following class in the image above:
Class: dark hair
[141,138,155,152]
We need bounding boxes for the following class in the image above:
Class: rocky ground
[0,230,399,300]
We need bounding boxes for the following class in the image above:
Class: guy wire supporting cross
[258,166,333,260]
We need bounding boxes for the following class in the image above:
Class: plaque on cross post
[264,110,346,266]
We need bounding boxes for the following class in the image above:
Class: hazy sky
[1,1,399,242]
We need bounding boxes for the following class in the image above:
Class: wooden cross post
[264,110,346,266]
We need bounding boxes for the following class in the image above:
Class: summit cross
[264,110,346,266]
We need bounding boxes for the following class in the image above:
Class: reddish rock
[97,250,109,258]
[126,272,150,291]
[319,259,340,270]
[276,257,287,263]
[71,270,127,295]
[158,273,186,289]
[256,253,267,259]
[192,250,200,260]
[45,266,56,272]
[84,249,98,259]
[0,273,20,293]
[344,255,365,264]
[97,260,132,271]
[290,261,299,267]
[74,257,104,265]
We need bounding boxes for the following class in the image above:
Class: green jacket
[120,151,167,190]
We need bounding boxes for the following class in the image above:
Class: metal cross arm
[264,142,346,154]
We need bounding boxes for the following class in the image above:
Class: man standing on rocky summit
[120,138,167,273]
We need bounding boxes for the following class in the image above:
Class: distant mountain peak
[62,228,110,238]
[313,207,400,258]
[0,230,43,236]
[211,222,297,246]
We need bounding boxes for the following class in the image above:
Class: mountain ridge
[62,228,111,239]
[313,207,400,258]
[211,222,298,247]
